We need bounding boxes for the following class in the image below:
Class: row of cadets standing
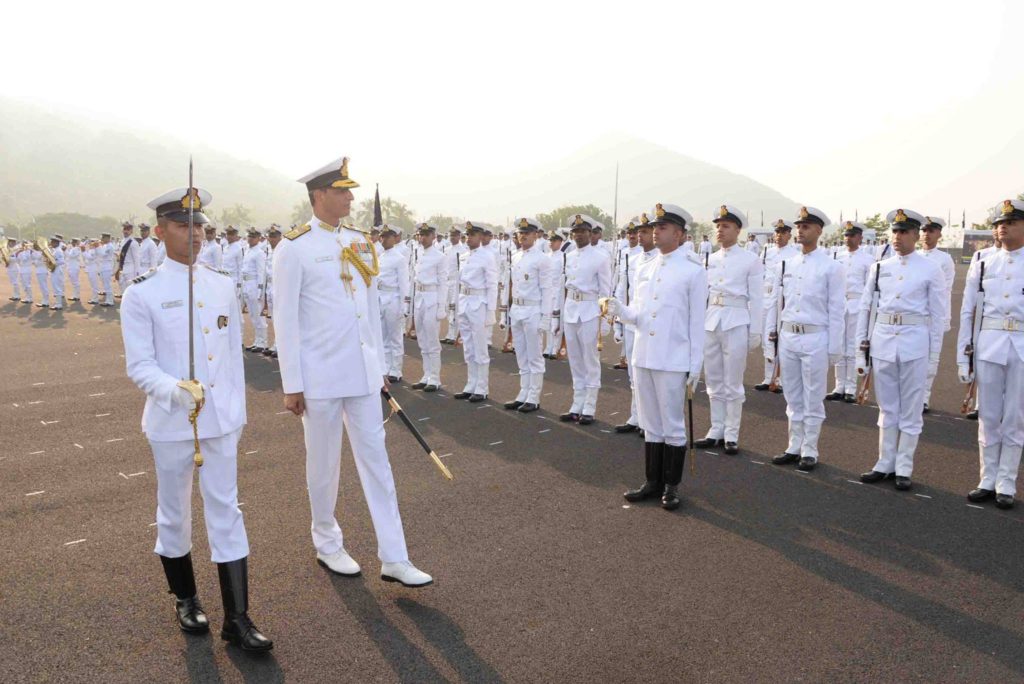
[694,205,763,454]
[826,221,875,402]
[605,203,706,510]
[958,199,1024,509]
[857,209,946,490]
[766,206,846,471]
[500,217,554,413]
[558,215,612,425]
[409,223,448,391]
[377,225,409,382]
[755,219,799,392]
[454,221,498,401]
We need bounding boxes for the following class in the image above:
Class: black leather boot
[160,553,209,634]
[661,445,686,510]
[217,558,273,652]
[624,442,665,502]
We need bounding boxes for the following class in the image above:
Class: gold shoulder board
[131,268,156,284]
[284,224,311,240]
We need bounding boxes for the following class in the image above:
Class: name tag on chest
[161,300,183,309]
[315,255,335,263]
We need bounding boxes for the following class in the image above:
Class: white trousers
[244,287,268,347]
[977,352,1024,495]
[86,266,100,300]
[35,270,49,304]
[511,312,545,404]
[921,332,946,405]
[379,293,405,378]
[704,324,748,441]
[832,311,858,394]
[780,330,829,461]
[545,317,563,356]
[19,269,32,301]
[761,305,781,387]
[624,328,639,425]
[50,265,64,302]
[150,428,249,563]
[459,305,489,394]
[872,356,927,435]
[302,395,409,562]
[67,265,80,299]
[635,368,687,446]
[6,266,20,298]
[565,317,601,415]
[415,301,442,385]
[99,269,114,304]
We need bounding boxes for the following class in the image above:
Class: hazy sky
[4,0,1023,223]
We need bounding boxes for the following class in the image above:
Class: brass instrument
[0,243,10,268]
[36,237,57,272]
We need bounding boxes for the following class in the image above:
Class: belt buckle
[711,294,723,306]
[1005,319,1016,332]
[792,323,804,334]
[891,313,902,326]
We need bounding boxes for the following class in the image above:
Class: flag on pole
[373,183,383,227]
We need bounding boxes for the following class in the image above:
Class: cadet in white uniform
[827,221,875,402]
[121,186,271,652]
[138,223,159,275]
[222,226,245,311]
[274,156,431,587]
[241,228,268,352]
[558,215,612,425]
[115,222,141,295]
[959,199,1024,509]
[64,238,82,302]
[410,223,448,391]
[32,242,49,307]
[3,238,20,301]
[454,221,498,401]
[857,210,945,491]
[198,226,223,270]
[83,239,100,303]
[261,226,282,358]
[96,233,115,306]
[767,206,845,471]
[377,226,409,382]
[917,216,955,412]
[441,228,468,344]
[613,222,650,433]
[698,235,713,262]
[501,217,553,413]
[48,236,65,310]
[694,205,763,454]
[756,220,799,392]
[544,232,568,358]
[604,203,706,510]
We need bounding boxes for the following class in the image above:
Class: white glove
[613,328,623,344]
[686,372,701,393]
[171,381,205,410]
[436,305,447,321]
[828,353,842,365]
[484,309,496,327]
[958,363,973,384]
[602,297,622,318]
[748,333,760,351]
[928,354,940,379]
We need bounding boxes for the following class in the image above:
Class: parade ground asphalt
[1,264,1023,684]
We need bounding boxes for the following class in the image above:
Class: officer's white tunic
[64,245,81,300]
[546,249,568,356]
[5,247,20,299]
[83,245,100,301]
[223,239,244,309]
[49,245,65,306]
[241,242,268,347]
[138,236,159,273]
[413,244,449,385]
[96,242,115,304]
[274,216,407,561]
[508,242,554,404]
[832,246,875,395]
[198,239,222,271]
[760,243,799,385]
[117,238,141,292]
[562,244,612,415]
[957,247,1024,496]
[377,244,409,379]
[918,246,955,405]
[765,247,845,461]
[457,245,498,395]
[17,248,33,302]
[32,250,49,305]
[702,244,763,442]
[614,245,649,426]
[120,259,249,562]
[616,248,707,445]
[857,252,945,476]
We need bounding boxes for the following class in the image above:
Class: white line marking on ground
[609,412,619,416]
[272,370,281,374]
[601,429,611,433]
[88,393,105,397]
[28,400,43,405]
[539,429,551,433]
[259,389,272,394]
[29,450,45,455]
[795,470,810,475]
[489,441,504,446]
[967,504,984,510]
[73,443,83,449]
[477,405,490,409]
[244,450,258,455]
[750,460,766,465]
[105,438,124,443]
[275,411,290,415]
[118,472,129,480]
[12,403,19,407]
[32,382,45,386]
[41,420,59,425]
[95,413,111,417]
[64,539,87,547]
[915,494,932,499]
[622,505,631,509]
[127,471,146,477]
[417,417,431,422]
[148,522,158,527]
[439,453,453,459]
[92,376,102,379]
[26,490,45,496]
[704,451,716,456]
[543,393,552,397]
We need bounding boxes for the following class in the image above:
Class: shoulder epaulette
[203,265,232,277]
[342,223,371,235]
[284,224,311,240]
[131,268,156,284]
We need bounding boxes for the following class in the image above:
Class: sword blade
[188,156,195,381]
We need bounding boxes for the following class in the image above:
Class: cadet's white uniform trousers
[302,395,409,562]
[510,311,545,405]
[921,334,946,406]
[86,265,100,301]
[414,294,442,385]
[870,356,927,477]
[50,264,65,306]
[565,318,601,415]
[545,319,563,356]
[66,262,80,300]
[243,284,267,347]
[100,268,114,304]
[761,307,781,388]
[35,269,49,305]
[378,291,405,378]
[6,265,20,299]
[150,428,249,563]
[833,311,859,395]
[703,325,748,442]
[977,353,1024,496]
[19,267,32,301]
[635,368,687,447]
[623,328,639,426]
[458,304,490,395]
[780,329,829,461]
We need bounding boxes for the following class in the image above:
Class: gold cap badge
[799,207,809,219]
[895,209,908,223]
[845,221,853,229]
[573,214,583,226]
[340,157,350,179]
[180,189,202,210]
[640,213,649,224]
[655,203,665,218]
[1002,200,1015,216]
[719,205,729,218]
[775,219,785,229]
[519,218,529,229]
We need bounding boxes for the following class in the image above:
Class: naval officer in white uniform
[454,220,498,402]
[827,221,876,403]
[410,223,449,392]
[377,225,409,382]
[917,215,955,413]
[273,156,432,587]
[121,186,271,651]
[755,219,800,392]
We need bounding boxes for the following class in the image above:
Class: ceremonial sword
[382,389,453,480]
[176,157,206,468]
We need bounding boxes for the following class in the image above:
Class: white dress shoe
[316,549,361,577]
[380,561,433,587]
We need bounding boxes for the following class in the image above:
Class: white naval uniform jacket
[508,244,554,323]
[616,248,707,374]
[458,246,498,315]
[223,241,244,285]
[918,247,955,330]
[199,240,223,270]
[97,243,115,272]
[414,245,449,309]
[273,216,385,399]
[957,247,1024,367]
[856,252,945,363]
[117,238,140,275]
[120,259,245,442]
[614,246,647,332]
[563,244,612,324]
[138,237,159,272]
[704,244,764,335]
[377,246,410,308]
[765,247,846,356]
[66,246,82,270]
[240,243,266,294]
[762,243,799,299]
[835,247,875,316]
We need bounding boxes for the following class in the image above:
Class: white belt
[782,322,825,334]
[568,289,597,302]
[416,284,439,292]
[982,316,1024,332]
[709,293,747,308]
[512,297,540,306]
[876,313,927,326]
[460,286,487,296]
[378,284,400,293]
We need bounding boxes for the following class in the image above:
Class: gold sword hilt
[177,380,205,467]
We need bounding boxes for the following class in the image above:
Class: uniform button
[197,301,204,308]
[1005,294,1010,298]
[653,296,658,300]
[898,276,904,280]
[652,313,657,319]
[649,331,655,336]
[896,295,901,299]
[208,354,213,360]
[203,327,209,334]
[210,383,215,388]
